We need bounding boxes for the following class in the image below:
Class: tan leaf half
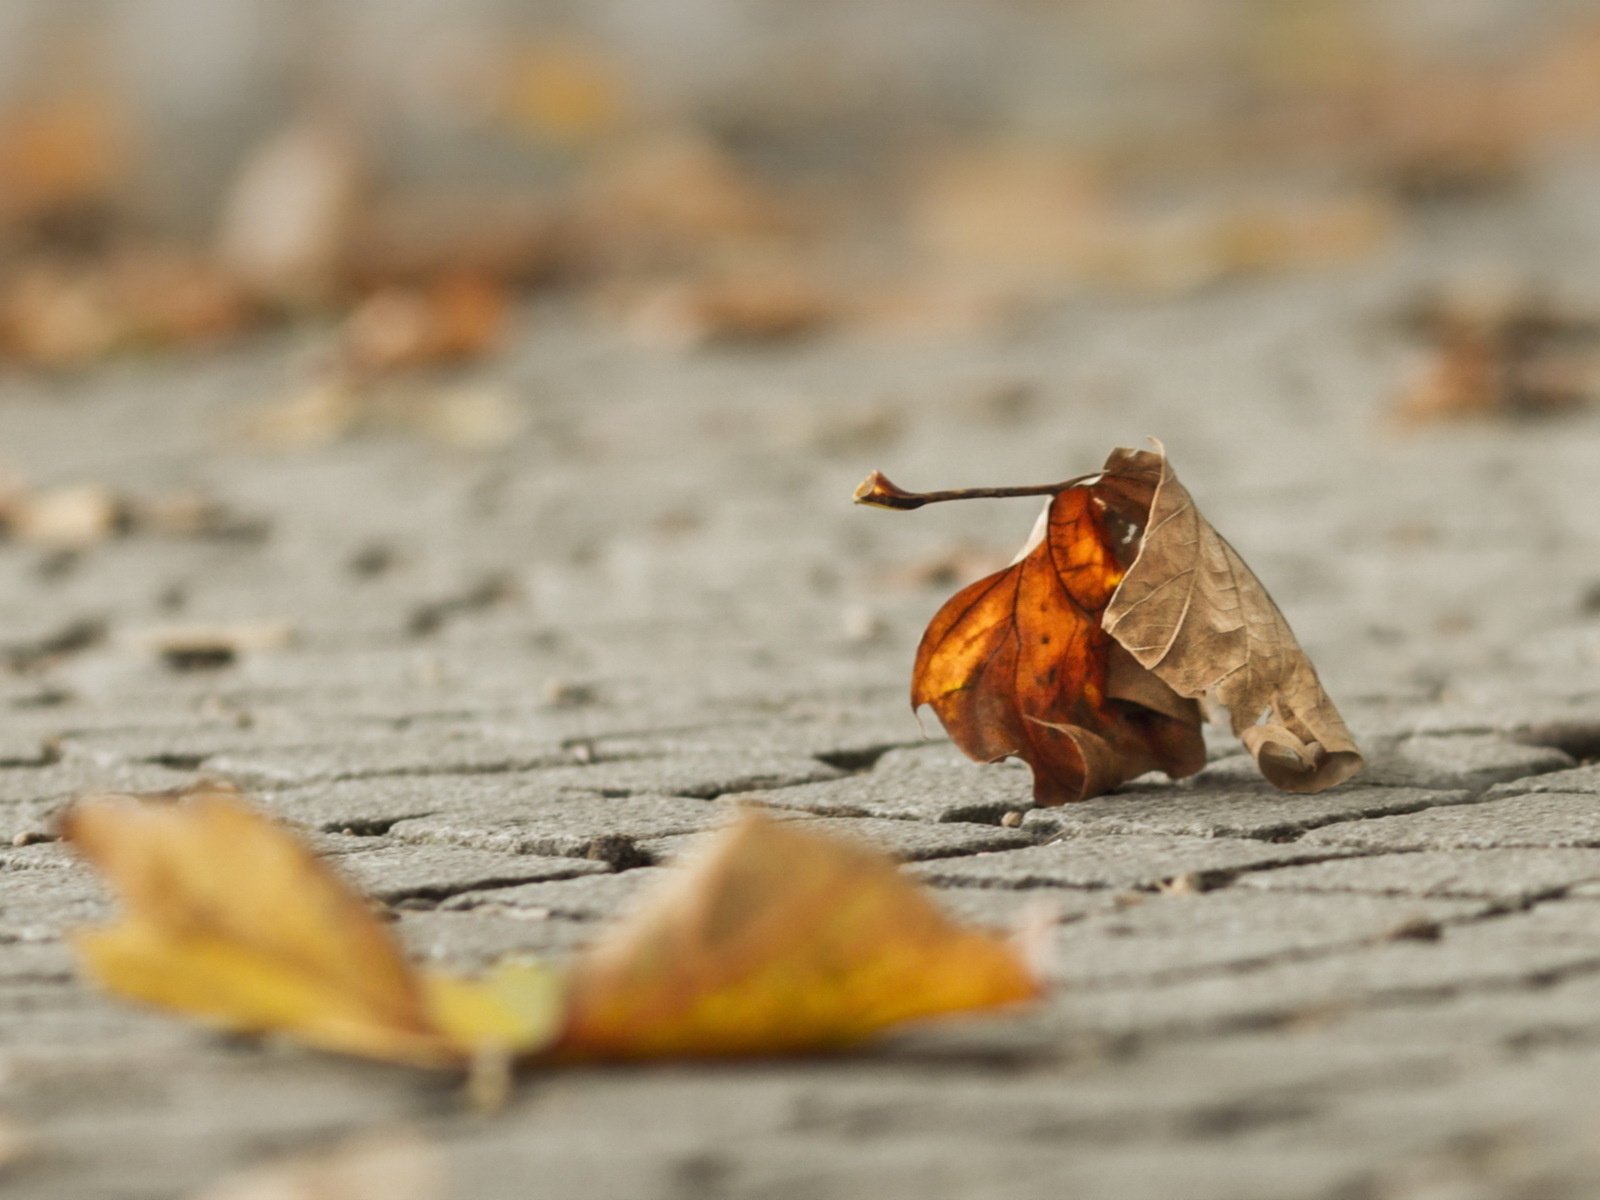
[555,811,1041,1059]
[1100,442,1363,792]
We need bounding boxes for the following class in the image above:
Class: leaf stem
[853,470,1100,511]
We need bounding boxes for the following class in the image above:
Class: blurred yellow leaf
[64,784,559,1066]
[556,812,1042,1059]
[65,788,1039,1071]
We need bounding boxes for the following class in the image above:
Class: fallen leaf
[188,1129,442,1200]
[611,269,834,347]
[857,441,1361,800]
[107,247,256,348]
[1393,289,1599,424]
[898,481,1205,805]
[215,117,364,309]
[0,1116,38,1176]
[0,262,123,367]
[341,274,509,372]
[555,812,1040,1058]
[575,133,799,274]
[63,783,559,1066]
[0,84,125,235]
[1,482,123,547]
[65,788,1038,1068]
[910,148,1106,287]
[347,193,566,290]
[1098,442,1363,792]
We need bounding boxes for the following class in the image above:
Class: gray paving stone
[438,867,671,919]
[384,791,732,858]
[0,867,111,942]
[731,759,1030,823]
[1301,792,1600,851]
[0,760,195,806]
[320,838,611,902]
[1488,762,1600,797]
[396,907,595,964]
[1240,848,1600,901]
[1021,783,1474,841]
[910,835,1358,892]
[926,884,1112,928]
[1046,912,1600,1038]
[1045,890,1480,988]
[645,814,1035,864]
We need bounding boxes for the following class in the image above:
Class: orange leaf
[556,811,1040,1059]
[910,485,1205,805]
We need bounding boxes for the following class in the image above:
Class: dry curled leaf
[65,787,1038,1069]
[341,274,509,372]
[555,812,1041,1059]
[1099,443,1362,792]
[904,485,1204,806]
[858,441,1361,801]
[612,269,834,348]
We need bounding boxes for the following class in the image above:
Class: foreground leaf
[65,788,1039,1068]
[1099,443,1363,792]
[63,783,557,1065]
[556,812,1041,1058]
[909,485,1204,805]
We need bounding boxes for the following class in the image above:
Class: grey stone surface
[647,814,1036,863]
[7,133,1600,1200]
[1045,890,1482,988]
[727,759,1030,824]
[1240,848,1600,901]
[911,835,1356,891]
[1301,792,1600,851]
[1022,782,1474,841]
[384,792,732,858]
[1488,762,1600,797]
[322,839,612,903]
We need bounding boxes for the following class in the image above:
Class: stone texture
[7,118,1600,1200]
[1240,848,1600,901]
[1301,793,1600,851]
[910,835,1357,891]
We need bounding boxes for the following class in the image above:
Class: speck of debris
[1385,916,1444,942]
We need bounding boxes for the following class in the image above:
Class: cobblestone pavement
[5,175,1600,1199]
